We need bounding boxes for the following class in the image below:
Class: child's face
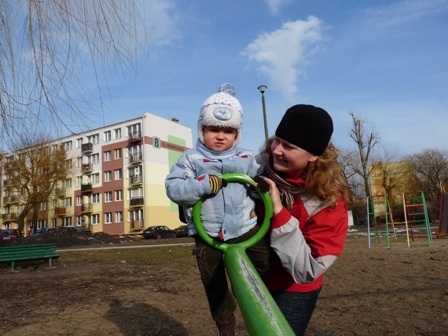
[202,126,237,152]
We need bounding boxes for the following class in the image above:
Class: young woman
[258,104,353,335]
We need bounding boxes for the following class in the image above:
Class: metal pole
[261,93,269,141]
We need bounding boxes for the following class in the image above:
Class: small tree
[2,134,69,235]
[347,110,379,198]
[405,149,448,221]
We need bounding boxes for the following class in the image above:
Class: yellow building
[1,112,193,236]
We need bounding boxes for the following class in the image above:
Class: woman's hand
[260,177,284,215]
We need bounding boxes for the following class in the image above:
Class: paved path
[57,242,195,252]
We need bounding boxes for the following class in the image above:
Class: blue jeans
[272,288,322,336]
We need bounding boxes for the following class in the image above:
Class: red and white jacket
[261,177,348,293]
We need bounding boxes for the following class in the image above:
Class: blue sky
[83,0,448,156]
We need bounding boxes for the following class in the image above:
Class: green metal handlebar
[192,173,273,251]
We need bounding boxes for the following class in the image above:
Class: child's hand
[209,175,228,194]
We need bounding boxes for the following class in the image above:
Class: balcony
[3,195,19,204]
[81,203,92,213]
[129,153,143,164]
[81,183,92,193]
[82,163,93,173]
[3,179,13,187]
[55,188,66,197]
[129,175,143,185]
[81,142,93,153]
[2,213,17,221]
[128,132,142,142]
[130,219,144,231]
[54,207,66,216]
[130,196,144,207]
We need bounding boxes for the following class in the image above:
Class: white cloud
[264,0,294,15]
[143,0,181,47]
[241,16,326,100]
[363,0,448,28]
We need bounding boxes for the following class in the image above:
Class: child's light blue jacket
[165,141,261,241]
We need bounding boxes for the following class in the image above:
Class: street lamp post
[257,85,269,141]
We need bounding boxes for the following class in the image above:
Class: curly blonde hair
[260,138,353,207]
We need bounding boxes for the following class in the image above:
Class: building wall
[1,112,192,236]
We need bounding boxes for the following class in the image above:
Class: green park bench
[0,243,59,270]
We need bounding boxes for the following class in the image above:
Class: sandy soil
[1,230,447,336]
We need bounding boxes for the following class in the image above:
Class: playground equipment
[192,173,295,336]
[366,194,391,248]
[437,182,448,237]
[367,192,431,248]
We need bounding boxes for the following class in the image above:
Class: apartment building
[1,112,193,236]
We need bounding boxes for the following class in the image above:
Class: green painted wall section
[167,135,186,212]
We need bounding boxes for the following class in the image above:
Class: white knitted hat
[197,83,243,146]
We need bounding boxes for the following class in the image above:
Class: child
[165,83,270,335]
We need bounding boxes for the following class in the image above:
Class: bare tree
[2,133,69,235]
[348,110,379,198]
[0,0,146,140]
[405,149,448,221]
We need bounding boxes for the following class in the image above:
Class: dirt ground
[1,228,447,336]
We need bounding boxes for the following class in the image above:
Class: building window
[130,187,142,198]
[89,153,100,164]
[76,157,82,168]
[64,178,72,188]
[76,196,82,206]
[76,216,83,226]
[88,134,99,145]
[91,194,100,204]
[105,212,112,224]
[63,198,72,208]
[91,173,100,184]
[114,128,121,139]
[104,171,112,182]
[62,217,72,227]
[115,169,122,180]
[65,159,72,169]
[104,130,111,142]
[104,150,111,162]
[51,218,57,227]
[130,209,143,220]
[39,202,47,211]
[90,214,100,225]
[37,220,47,229]
[128,123,141,136]
[114,148,122,159]
[115,190,122,201]
[115,211,123,223]
[77,176,82,186]
[76,138,83,148]
[105,192,112,203]
[63,141,72,151]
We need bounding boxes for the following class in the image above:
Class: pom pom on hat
[275,104,333,155]
[198,83,243,146]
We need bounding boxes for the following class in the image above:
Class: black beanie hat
[275,104,333,155]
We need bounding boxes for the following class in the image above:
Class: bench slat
[0,244,59,270]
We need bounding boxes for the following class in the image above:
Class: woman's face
[270,136,318,178]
